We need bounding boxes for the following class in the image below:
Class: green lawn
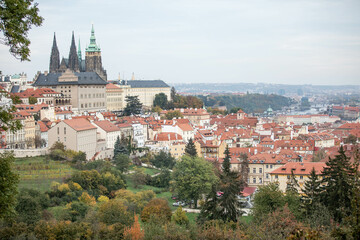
[14,156,76,192]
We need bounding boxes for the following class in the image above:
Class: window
[266,173,269,179]
[275,175,278,179]
[253,178,256,184]
[253,168,256,173]
[266,164,269,169]
[287,175,290,179]
[270,165,273,169]
[259,178,262,184]
[64,127,66,134]
[300,176,303,180]
[259,168,262,173]
[57,127,59,134]
[64,137,66,142]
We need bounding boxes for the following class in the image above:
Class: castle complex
[49,25,107,81]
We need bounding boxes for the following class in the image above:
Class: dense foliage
[198,93,294,113]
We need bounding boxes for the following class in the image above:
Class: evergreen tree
[217,145,244,222]
[321,146,356,222]
[185,138,197,157]
[286,169,299,194]
[301,167,322,214]
[198,184,220,223]
[124,96,142,116]
[200,145,244,222]
[113,135,129,156]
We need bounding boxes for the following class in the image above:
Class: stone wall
[0,148,49,158]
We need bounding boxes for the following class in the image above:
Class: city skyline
[0,0,360,85]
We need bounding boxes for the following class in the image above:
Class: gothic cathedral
[49,25,107,80]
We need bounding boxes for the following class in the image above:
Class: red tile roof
[93,120,120,132]
[154,132,183,141]
[270,162,326,175]
[63,118,97,131]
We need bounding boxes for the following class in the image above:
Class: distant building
[33,70,107,112]
[49,25,107,80]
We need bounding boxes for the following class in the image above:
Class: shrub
[141,198,172,223]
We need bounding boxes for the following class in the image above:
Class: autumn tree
[164,110,183,120]
[140,198,172,223]
[123,215,144,240]
[172,206,189,226]
[98,199,134,225]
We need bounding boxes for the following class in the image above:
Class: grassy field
[14,156,75,192]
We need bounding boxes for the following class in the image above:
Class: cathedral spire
[68,31,79,71]
[49,32,60,73]
[86,24,101,52]
[77,38,82,61]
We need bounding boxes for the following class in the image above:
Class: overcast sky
[1,0,359,85]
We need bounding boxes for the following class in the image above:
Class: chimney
[44,71,48,76]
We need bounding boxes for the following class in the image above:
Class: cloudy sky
[1,0,359,85]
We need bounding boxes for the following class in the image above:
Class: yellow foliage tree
[58,183,70,192]
[78,192,96,206]
[98,195,110,203]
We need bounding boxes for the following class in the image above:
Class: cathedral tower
[68,31,79,72]
[49,33,60,73]
[85,25,107,80]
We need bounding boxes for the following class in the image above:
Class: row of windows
[80,86,104,89]
[80,93,105,98]
[81,102,105,108]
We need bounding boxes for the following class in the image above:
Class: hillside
[198,93,295,113]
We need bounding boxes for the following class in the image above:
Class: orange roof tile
[63,118,97,131]
[94,120,120,132]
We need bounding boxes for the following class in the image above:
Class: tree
[0,152,19,219]
[114,135,129,156]
[150,168,171,188]
[184,138,197,157]
[252,182,285,222]
[345,134,358,145]
[123,215,144,240]
[72,151,86,163]
[16,189,44,224]
[150,150,176,169]
[131,167,147,189]
[0,0,43,61]
[321,146,357,222]
[301,167,322,215]
[286,169,299,194]
[0,91,22,132]
[153,93,168,109]
[113,153,131,173]
[172,155,217,208]
[164,110,183,120]
[124,96,142,116]
[217,145,244,222]
[171,87,176,101]
[28,96,37,104]
[140,198,172,223]
[172,206,189,226]
[97,199,134,225]
[200,145,244,223]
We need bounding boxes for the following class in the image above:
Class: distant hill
[197,93,295,113]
